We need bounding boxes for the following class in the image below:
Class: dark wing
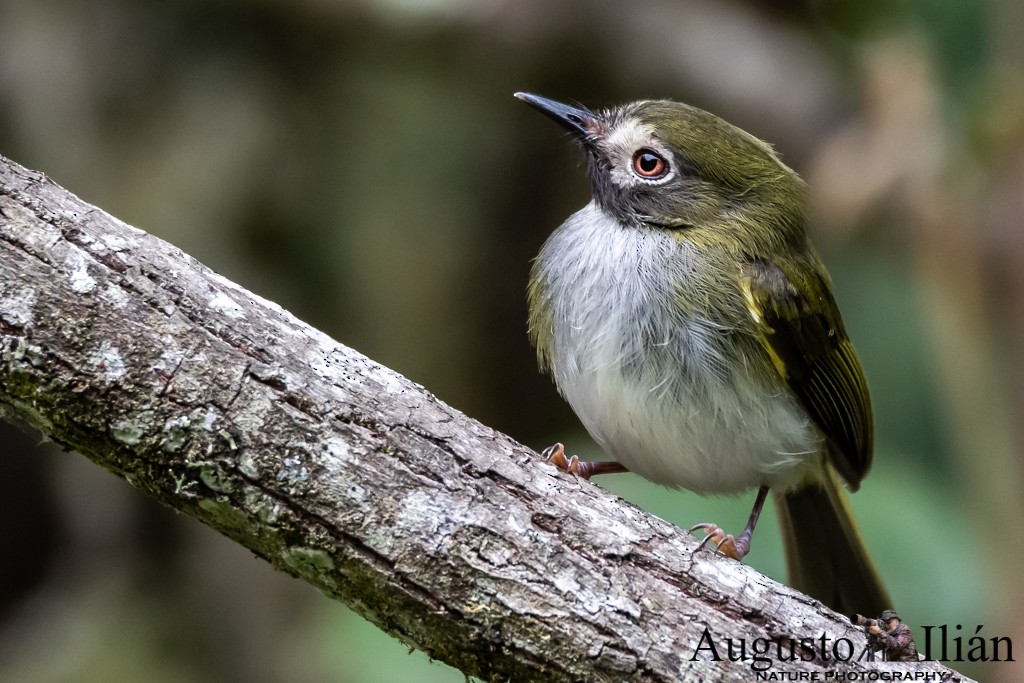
[741,257,873,488]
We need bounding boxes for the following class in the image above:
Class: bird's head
[516,93,806,249]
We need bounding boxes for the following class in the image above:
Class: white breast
[535,202,822,494]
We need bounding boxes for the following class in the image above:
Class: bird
[517,91,891,617]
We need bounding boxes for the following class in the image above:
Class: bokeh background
[1,0,1022,681]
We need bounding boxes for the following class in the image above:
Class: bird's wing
[740,257,872,488]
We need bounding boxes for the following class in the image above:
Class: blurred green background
[1,0,1022,681]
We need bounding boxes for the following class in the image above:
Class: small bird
[517,92,891,617]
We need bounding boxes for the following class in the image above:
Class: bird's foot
[540,442,628,480]
[542,442,581,475]
[690,522,752,561]
[689,486,768,562]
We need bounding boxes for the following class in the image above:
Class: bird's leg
[541,442,629,480]
[691,485,770,561]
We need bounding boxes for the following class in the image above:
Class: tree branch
[0,154,971,682]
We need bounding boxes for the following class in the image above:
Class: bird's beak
[514,92,601,142]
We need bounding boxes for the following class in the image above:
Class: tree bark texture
[0,154,971,682]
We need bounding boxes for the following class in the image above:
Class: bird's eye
[631,149,669,179]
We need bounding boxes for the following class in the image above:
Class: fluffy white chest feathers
[531,202,822,494]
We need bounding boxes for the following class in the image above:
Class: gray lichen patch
[96,231,134,254]
[112,411,156,445]
[197,407,218,432]
[237,450,260,480]
[278,452,311,485]
[196,463,235,494]
[65,249,97,293]
[90,341,126,381]
[98,282,130,308]
[0,283,36,328]
[207,290,245,319]
[162,415,192,452]
[7,338,45,370]
[322,436,351,465]
[243,488,282,525]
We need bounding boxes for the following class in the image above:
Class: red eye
[632,149,669,179]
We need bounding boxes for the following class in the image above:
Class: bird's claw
[690,522,750,560]
[542,442,584,477]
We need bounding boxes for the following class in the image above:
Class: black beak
[514,92,601,142]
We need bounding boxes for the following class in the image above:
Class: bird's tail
[774,469,891,617]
